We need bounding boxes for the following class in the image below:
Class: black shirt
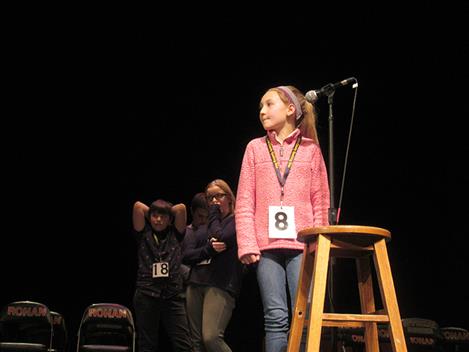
[135,221,185,299]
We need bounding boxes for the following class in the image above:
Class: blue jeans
[257,249,303,352]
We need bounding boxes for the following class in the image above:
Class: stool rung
[323,313,389,323]
[303,319,368,328]
[322,321,369,328]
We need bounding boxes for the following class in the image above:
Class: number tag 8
[268,206,297,239]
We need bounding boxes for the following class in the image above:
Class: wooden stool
[287,225,407,352]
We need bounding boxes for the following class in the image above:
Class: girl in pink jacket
[235,85,330,352]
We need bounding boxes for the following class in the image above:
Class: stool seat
[287,225,407,352]
[298,224,390,244]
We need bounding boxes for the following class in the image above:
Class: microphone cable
[327,79,358,352]
[337,80,359,222]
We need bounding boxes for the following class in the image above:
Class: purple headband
[276,86,303,120]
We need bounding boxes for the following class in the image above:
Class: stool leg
[288,245,314,352]
[305,234,331,351]
[356,257,380,352]
[373,239,407,352]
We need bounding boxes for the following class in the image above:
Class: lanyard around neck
[266,135,302,202]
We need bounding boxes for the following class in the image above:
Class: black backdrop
[2,4,468,351]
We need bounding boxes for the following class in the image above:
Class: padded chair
[76,303,135,352]
[49,312,67,352]
[0,301,53,352]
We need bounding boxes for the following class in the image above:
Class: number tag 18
[268,206,297,239]
[152,262,170,278]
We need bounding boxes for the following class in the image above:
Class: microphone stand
[325,86,338,351]
[324,85,338,226]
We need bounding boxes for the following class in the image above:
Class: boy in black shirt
[132,199,192,352]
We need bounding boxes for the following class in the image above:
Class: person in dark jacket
[183,179,245,352]
[181,192,209,288]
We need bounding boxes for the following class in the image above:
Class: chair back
[76,303,135,352]
[0,301,53,352]
[402,318,440,351]
[439,327,469,352]
[50,311,67,352]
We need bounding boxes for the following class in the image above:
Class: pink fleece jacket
[235,129,330,259]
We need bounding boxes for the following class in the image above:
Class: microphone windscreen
[305,90,319,103]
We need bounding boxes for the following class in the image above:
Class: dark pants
[133,289,193,352]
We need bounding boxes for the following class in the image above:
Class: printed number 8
[275,212,288,231]
[160,263,169,275]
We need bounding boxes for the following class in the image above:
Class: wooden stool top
[298,225,391,247]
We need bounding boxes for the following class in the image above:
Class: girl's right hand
[240,253,260,265]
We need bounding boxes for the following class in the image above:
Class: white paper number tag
[152,262,170,278]
[268,206,297,239]
[197,258,211,265]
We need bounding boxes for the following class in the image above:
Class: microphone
[305,77,357,103]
